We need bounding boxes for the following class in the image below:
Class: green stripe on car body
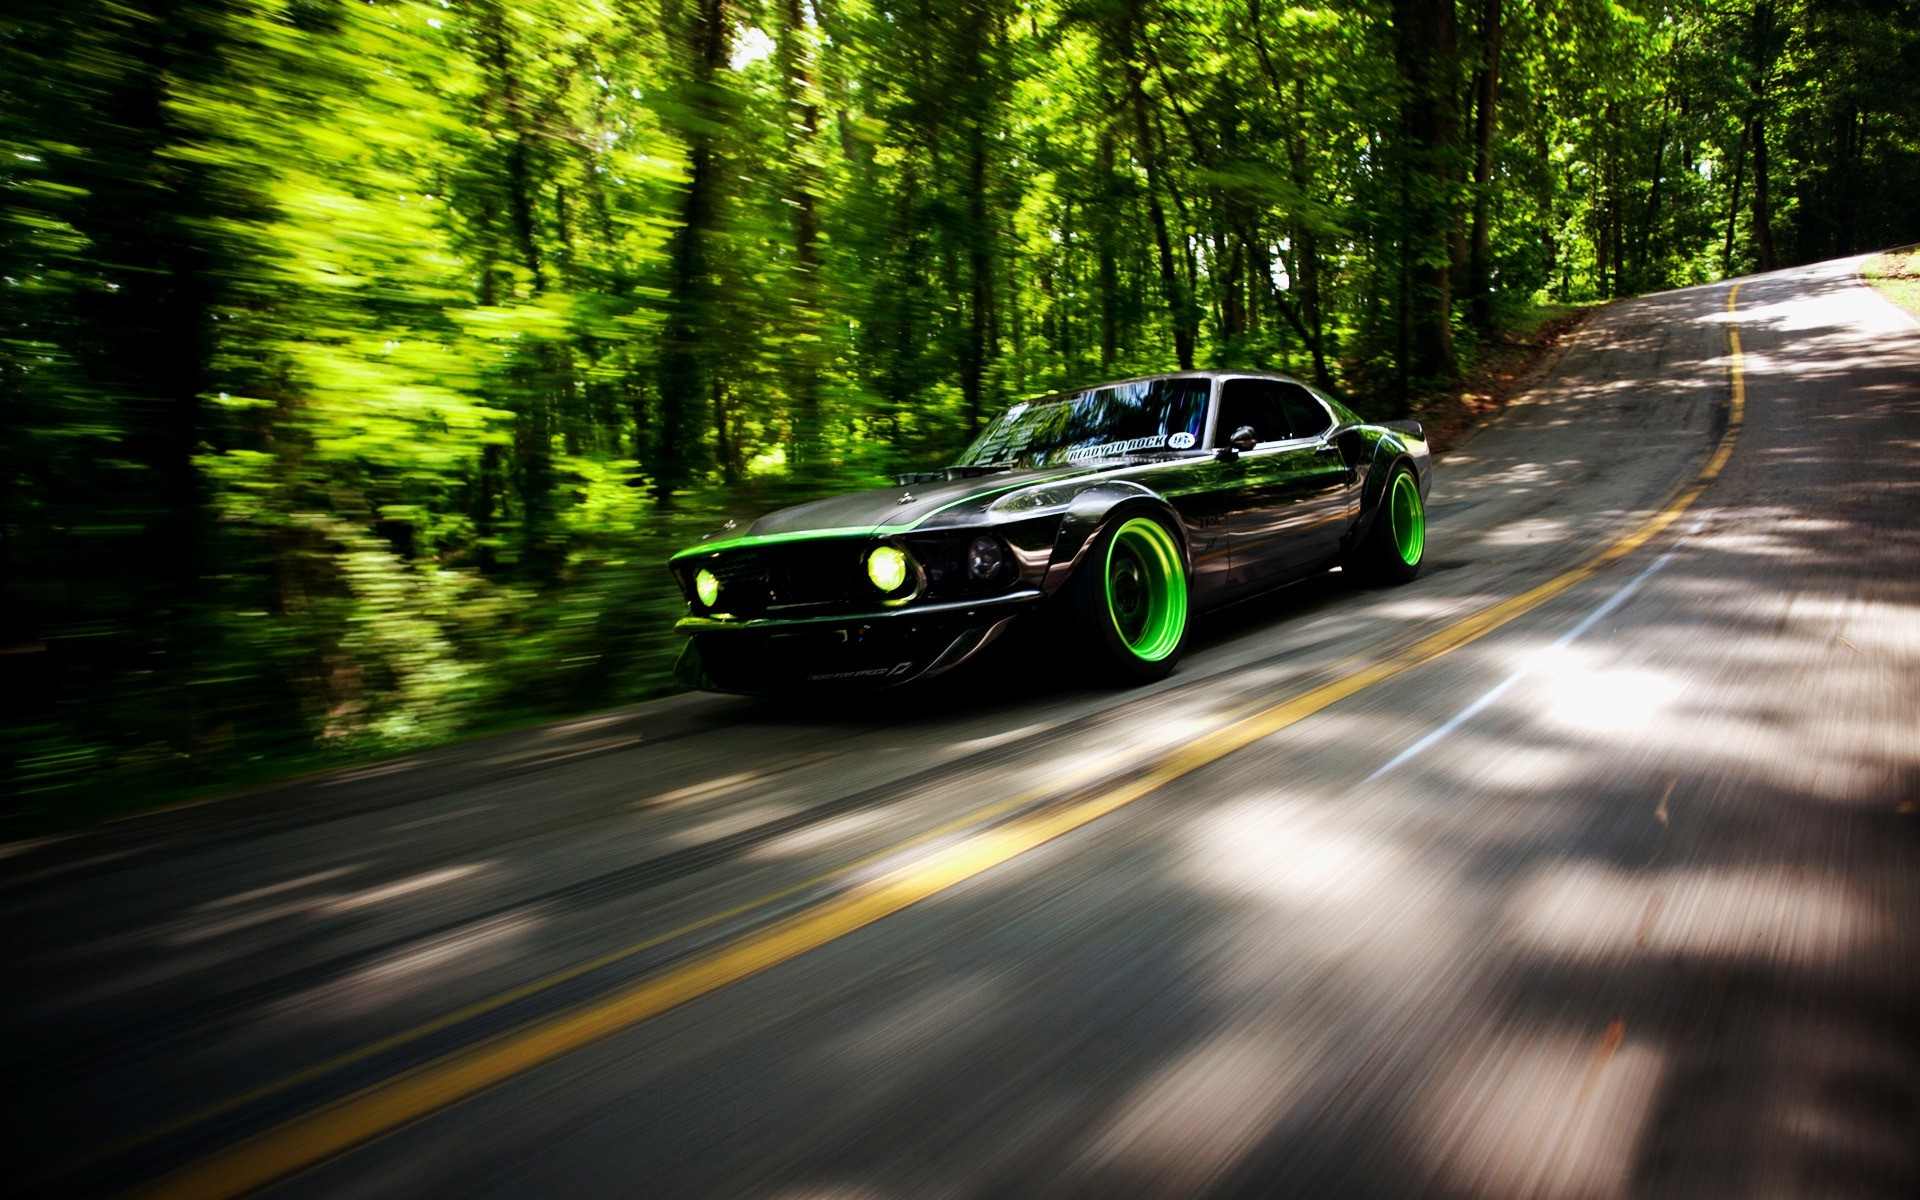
[669,475,1085,562]
[668,527,875,562]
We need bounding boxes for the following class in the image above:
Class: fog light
[867,545,909,592]
[967,535,1007,580]
[694,568,719,607]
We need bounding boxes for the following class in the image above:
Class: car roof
[1016,369,1312,408]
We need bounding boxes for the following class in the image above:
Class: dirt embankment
[1412,306,1600,457]
[1862,248,1920,319]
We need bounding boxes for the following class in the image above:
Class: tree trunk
[1722,123,1748,275]
[1467,0,1502,331]
[1242,0,1333,383]
[477,2,543,295]
[1116,8,1194,370]
[1288,78,1330,382]
[1749,111,1777,271]
[73,0,222,683]
[953,2,998,433]
[652,0,730,499]
[476,1,557,573]
[1746,0,1779,272]
[1094,140,1119,370]
[1637,93,1671,292]
[1390,0,1459,384]
[963,118,993,433]
[1129,90,1193,369]
[777,0,824,470]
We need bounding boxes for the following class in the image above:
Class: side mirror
[1229,425,1259,452]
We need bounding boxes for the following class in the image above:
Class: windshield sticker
[1168,431,1196,450]
[1064,433,1169,460]
[1004,402,1028,421]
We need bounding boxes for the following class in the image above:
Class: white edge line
[1360,516,1708,786]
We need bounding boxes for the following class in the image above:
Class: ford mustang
[668,371,1430,693]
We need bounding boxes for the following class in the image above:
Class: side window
[1275,383,1332,439]
[1216,379,1292,446]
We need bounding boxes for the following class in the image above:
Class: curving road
[6,256,1918,1199]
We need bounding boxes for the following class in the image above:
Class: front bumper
[674,590,1045,694]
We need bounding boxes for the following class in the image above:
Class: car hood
[676,463,1109,559]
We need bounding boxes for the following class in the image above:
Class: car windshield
[954,377,1212,468]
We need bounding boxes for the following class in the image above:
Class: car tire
[1349,462,1425,585]
[1071,514,1190,684]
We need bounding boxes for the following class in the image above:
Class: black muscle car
[668,371,1430,693]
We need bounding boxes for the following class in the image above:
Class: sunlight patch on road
[949,719,1069,754]
[1482,516,1574,546]
[391,804,494,832]
[748,809,892,860]
[192,866,362,913]
[1078,1028,1317,1194]
[1451,742,1588,791]
[1503,864,1886,967]
[1181,797,1407,908]
[665,804,803,848]
[543,713,630,737]
[269,912,539,1019]
[321,863,490,914]
[171,895,337,946]
[1364,593,1511,622]
[1531,658,1683,736]
[1779,595,1920,660]
[1415,1030,1665,1199]
[1171,794,1470,998]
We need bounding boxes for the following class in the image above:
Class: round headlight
[693,568,719,608]
[967,535,1007,580]
[866,545,909,592]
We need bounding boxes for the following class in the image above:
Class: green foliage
[3,0,1916,826]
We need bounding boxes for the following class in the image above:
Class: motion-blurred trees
[4,0,1917,821]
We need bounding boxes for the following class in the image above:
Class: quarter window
[1275,383,1332,438]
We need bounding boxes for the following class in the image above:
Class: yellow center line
[137,286,1747,1200]
[57,718,1136,1186]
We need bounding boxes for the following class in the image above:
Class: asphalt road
[6,255,1917,1199]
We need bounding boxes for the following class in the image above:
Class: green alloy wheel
[1390,468,1425,566]
[1073,514,1189,683]
[1350,462,1425,584]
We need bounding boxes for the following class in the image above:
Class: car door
[1137,449,1236,605]
[1214,377,1353,588]
[1275,382,1360,543]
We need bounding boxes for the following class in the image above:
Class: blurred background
[4,0,1917,829]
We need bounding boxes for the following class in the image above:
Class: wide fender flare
[1043,484,1189,595]
[1347,434,1417,550]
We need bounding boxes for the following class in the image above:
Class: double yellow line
[138,286,1747,1199]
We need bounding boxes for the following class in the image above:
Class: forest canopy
[4,0,1917,823]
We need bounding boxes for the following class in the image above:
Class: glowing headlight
[866,545,909,592]
[694,568,720,607]
[967,535,1007,580]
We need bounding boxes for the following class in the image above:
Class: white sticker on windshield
[1168,432,1196,450]
[1004,402,1028,421]
[1064,434,1170,460]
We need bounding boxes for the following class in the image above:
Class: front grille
[687,541,868,617]
[682,531,1023,618]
